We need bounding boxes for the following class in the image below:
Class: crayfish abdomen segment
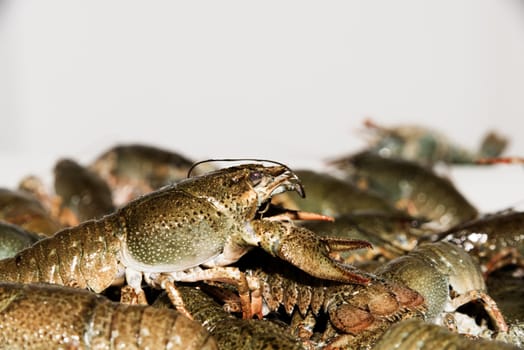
[0,216,122,293]
[0,282,217,349]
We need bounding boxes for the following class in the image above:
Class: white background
[1,1,524,213]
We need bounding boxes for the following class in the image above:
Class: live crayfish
[358,118,508,166]
[0,221,42,259]
[329,151,478,229]
[371,318,520,350]
[53,157,116,223]
[375,241,509,336]
[89,143,215,205]
[427,210,524,278]
[0,281,217,349]
[17,157,117,228]
[0,187,62,236]
[0,163,372,319]
[271,169,398,217]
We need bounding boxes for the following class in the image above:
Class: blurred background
[1,0,524,212]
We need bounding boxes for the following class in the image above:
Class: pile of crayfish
[0,120,523,349]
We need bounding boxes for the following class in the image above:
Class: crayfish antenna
[476,157,524,165]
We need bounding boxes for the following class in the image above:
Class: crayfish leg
[161,267,261,320]
[160,279,195,321]
[483,248,524,279]
[290,310,317,341]
[120,284,148,305]
[450,289,508,333]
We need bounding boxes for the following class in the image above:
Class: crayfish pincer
[0,163,371,318]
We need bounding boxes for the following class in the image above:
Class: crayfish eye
[249,171,263,185]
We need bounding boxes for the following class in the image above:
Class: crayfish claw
[253,220,372,285]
